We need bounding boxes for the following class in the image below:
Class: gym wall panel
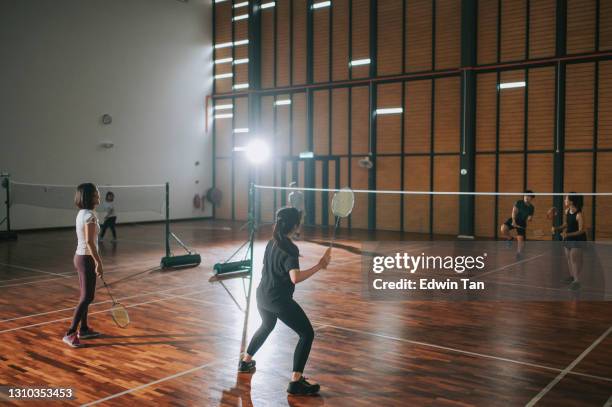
[260,9,276,88]
[234,97,250,148]
[313,7,330,83]
[332,0,350,81]
[377,0,403,76]
[276,1,291,87]
[235,64,249,85]
[501,0,526,62]
[476,72,497,152]
[293,0,307,85]
[477,0,498,65]
[405,0,433,73]
[376,157,402,230]
[350,157,369,229]
[276,95,291,157]
[313,90,330,155]
[497,154,524,229]
[474,155,496,237]
[351,0,370,79]
[499,70,525,151]
[215,115,233,157]
[434,76,460,153]
[527,67,555,151]
[601,1,612,51]
[215,159,232,219]
[376,83,403,154]
[351,86,370,155]
[598,61,612,148]
[434,0,461,70]
[234,158,249,221]
[331,88,349,155]
[261,95,275,157]
[292,92,308,156]
[565,63,595,150]
[214,2,232,44]
[259,161,276,223]
[529,0,556,59]
[404,156,430,233]
[527,154,553,240]
[567,0,596,54]
[404,80,432,154]
[596,152,612,239]
[328,159,337,226]
[433,155,459,235]
[564,152,593,234]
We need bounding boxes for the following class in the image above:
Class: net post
[165,182,170,258]
[239,182,256,356]
[0,174,17,241]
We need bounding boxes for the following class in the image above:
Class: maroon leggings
[68,255,97,334]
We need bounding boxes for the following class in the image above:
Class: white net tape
[9,181,166,214]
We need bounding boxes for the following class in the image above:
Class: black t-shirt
[257,239,300,305]
[514,200,534,225]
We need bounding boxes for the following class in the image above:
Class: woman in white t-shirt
[63,183,104,348]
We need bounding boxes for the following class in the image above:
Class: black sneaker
[569,281,581,291]
[287,377,320,395]
[515,252,523,261]
[561,276,575,284]
[78,328,101,339]
[238,359,256,373]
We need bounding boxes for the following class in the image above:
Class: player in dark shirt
[238,207,331,395]
[552,193,587,290]
[500,190,536,259]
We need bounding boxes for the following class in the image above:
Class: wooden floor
[0,220,611,406]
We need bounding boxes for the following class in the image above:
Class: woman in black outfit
[552,193,587,290]
[238,207,331,395]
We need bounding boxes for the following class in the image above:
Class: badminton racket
[329,187,355,249]
[101,276,130,328]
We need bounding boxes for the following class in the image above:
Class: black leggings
[68,255,97,334]
[100,217,117,239]
[246,299,314,373]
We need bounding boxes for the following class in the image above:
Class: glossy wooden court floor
[1,220,611,406]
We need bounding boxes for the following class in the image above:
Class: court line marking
[0,263,161,289]
[603,395,612,407]
[314,322,612,384]
[471,252,548,280]
[0,261,70,278]
[525,325,612,407]
[80,360,222,406]
[0,287,214,334]
[80,324,330,406]
[0,281,215,323]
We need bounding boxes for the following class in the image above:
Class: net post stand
[0,174,17,241]
[160,182,201,268]
[239,182,256,357]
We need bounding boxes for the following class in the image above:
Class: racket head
[110,303,130,328]
[331,188,355,218]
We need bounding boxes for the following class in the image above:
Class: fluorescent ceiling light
[274,99,292,106]
[233,39,249,46]
[233,14,249,21]
[261,2,275,9]
[233,83,249,89]
[214,73,233,80]
[375,107,403,115]
[214,57,233,64]
[214,104,233,110]
[233,128,249,133]
[299,151,314,159]
[233,58,249,65]
[233,146,247,152]
[214,113,233,119]
[312,1,331,9]
[233,1,248,8]
[498,81,526,89]
[350,58,371,67]
[214,0,227,3]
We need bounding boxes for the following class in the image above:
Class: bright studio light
[245,139,270,164]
